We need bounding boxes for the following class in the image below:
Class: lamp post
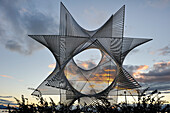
[124,91,127,105]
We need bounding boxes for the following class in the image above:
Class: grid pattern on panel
[59,3,90,37]
[64,37,88,61]
[116,67,141,89]
[31,67,61,96]
[110,38,122,64]
[112,5,125,38]
[29,35,60,57]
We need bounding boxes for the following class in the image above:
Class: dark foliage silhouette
[6,88,170,113]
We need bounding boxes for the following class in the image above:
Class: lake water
[0,109,10,113]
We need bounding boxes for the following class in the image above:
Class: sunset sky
[0,0,170,106]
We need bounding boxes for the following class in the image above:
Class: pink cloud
[132,61,170,83]
[0,75,13,79]
[48,63,56,68]
[0,75,24,82]
[133,65,149,79]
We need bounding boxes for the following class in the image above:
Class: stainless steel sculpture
[29,3,152,105]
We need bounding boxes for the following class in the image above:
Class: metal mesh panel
[64,59,87,81]
[81,82,97,95]
[116,67,141,89]
[121,37,152,63]
[77,97,111,106]
[97,38,111,52]
[79,68,96,81]
[31,81,61,96]
[92,16,113,37]
[79,97,96,105]
[59,3,90,37]
[64,37,88,61]
[110,38,122,64]
[64,47,117,95]
[99,51,113,66]
[59,37,66,64]
[112,5,125,37]
[88,60,116,85]
[108,88,138,97]
[29,35,60,57]
[47,71,69,90]
[31,67,61,96]
[92,5,125,38]
[85,30,98,37]
[66,90,75,100]
[70,81,87,93]
[59,37,89,65]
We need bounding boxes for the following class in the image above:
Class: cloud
[124,65,149,75]
[5,40,23,53]
[76,60,97,70]
[161,90,170,94]
[66,60,117,93]
[141,62,170,77]
[133,65,149,79]
[0,98,17,105]
[150,45,170,56]
[146,0,170,9]
[48,63,56,75]
[0,0,58,55]
[64,59,170,93]
[145,82,170,93]
[125,61,170,83]
[0,75,13,79]
[124,62,170,94]
[82,7,108,30]
[158,45,170,56]
[65,59,117,85]
[64,61,84,80]
[64,58,170,93]
[48,63,56,68]
[0,74,24,82]
[0,96,12,98]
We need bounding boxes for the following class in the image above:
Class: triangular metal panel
[64,37,88,60]
[46,69,71,91]
[31,67,61,96]
[92,16,113,37]
[116,67,141,89]
[92,5,125,38]
[110,37,122,64]
[112,5,125,38]
[97,38,111,52]
[121,38,152,63]
[31,81,61,96]
[60,2,90,37]
[28,35,60,57]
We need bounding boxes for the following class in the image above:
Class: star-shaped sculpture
[29,3,152,104]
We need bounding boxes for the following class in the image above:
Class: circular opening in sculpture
[64,48,117,95]
[73,48,102,70]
